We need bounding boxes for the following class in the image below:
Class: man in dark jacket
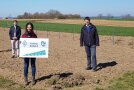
[80,17,99,71]
[9,20,21,58]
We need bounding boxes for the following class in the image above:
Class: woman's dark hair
[25,22,37,37]
[14,20,18,23]
[25,22,34,32]
[84,17,90,21]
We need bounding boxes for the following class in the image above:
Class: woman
[22,22,37,85]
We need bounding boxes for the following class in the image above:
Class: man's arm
[16,27,21,40]
[95,27,100,46]
[80,28,84,47]
[9,27,12,40]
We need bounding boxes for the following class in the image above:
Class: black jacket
[9,25,21,40]
[80,23,99,46]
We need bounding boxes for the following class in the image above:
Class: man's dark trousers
[85,45,97,69]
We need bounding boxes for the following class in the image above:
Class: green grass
[108,72,134,90]
[0,76,13,88]
[95,72,134,90]
[96,26,134,36]
[0,76,27,90]
[0,76,41,90]
[0,20,134,36]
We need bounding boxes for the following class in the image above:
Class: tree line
[17,10,81,19]
[94,14,134,19]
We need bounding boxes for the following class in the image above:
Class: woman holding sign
[22,22,37,85]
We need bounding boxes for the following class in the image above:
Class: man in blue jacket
[80,17,99,71]
[9,20,21,58]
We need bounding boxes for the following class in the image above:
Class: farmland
[0,19,134,36]
[0,19,134,90]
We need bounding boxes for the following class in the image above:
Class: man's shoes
[16,55,19,58]
[11,55,19,58]
[85,67,92,70]
[92,67,97,72]
[11,55,15,58]
[92,69,97,72]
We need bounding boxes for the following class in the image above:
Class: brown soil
[36,19,134,27]
[0,27,134,90]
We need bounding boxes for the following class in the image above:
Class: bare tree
[123,14,132,18]
[17,10,81,19]
[97,14,103,19]
[106,14,113,18]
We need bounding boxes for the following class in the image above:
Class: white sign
[19,38,49,58]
